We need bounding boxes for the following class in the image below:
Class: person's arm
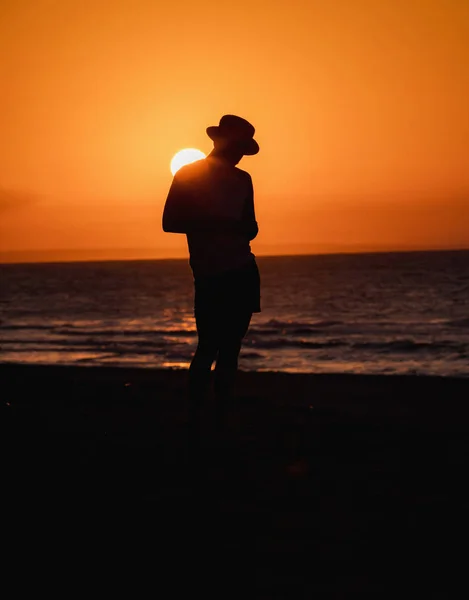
[162,174,194,233]
[241,175,259,241]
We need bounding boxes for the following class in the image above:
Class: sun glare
[170,148,206,175]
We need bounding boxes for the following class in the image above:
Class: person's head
[206,115,259,165]
[211,138,245,165]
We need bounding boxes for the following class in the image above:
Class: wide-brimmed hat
[206,114,259,155]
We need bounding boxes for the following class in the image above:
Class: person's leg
[188,310,219,443]
[189,337,218,401]
[214,310,252,427]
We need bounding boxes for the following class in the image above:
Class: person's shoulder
[234,166,252,182]
[174,159,207,182]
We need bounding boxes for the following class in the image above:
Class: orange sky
[1,0,468,262]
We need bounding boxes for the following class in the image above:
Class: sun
[170,148,206,175]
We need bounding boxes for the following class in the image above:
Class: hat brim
[206,126,259,155]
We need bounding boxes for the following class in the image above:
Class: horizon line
[1,245,469,266]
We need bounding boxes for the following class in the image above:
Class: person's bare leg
[188,340,217,446]
[214,341,241,430]
[214,312,252,430]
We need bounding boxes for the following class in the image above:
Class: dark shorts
[194,260,261,317]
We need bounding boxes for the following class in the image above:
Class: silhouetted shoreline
[3,364,468,593]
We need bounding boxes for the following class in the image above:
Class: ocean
[1,251,468,377]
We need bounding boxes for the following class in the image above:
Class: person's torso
[184,157,255,277]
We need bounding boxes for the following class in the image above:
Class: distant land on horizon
[1,244,469,265]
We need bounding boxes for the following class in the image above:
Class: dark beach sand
[2,364,469,595]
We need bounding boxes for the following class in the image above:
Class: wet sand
[2,364,468,595]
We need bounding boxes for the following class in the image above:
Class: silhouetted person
[162,115,261,441]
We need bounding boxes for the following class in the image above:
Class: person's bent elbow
[247,221,259,241]
[162,218,172,233]
[162,214,188,234]
[162,221,180,234]
[162,215,171,233]
[162,214,178,233]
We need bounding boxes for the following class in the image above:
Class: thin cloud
[0,188,38,213]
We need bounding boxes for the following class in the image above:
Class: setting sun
[170,148,206,176]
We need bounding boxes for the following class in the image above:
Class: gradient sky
[1,0,468,261]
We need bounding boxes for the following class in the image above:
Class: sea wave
[3,316,469,339]
[1,323,54,331]
[0,325,197,337]
[446,318,469,328]
[263,319,343,330]
[351,339,468,353]
[252,318,468,336]
[245,338,347,350]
